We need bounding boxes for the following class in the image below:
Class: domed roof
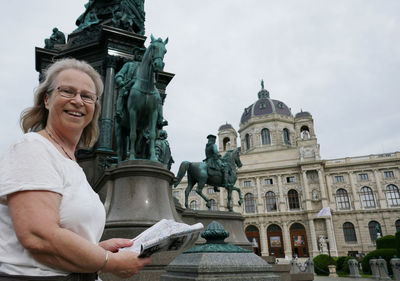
[240,81,292,125]
[295,110,312,118]
[219,123,234,131]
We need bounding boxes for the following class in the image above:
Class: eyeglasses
[53,86,98,104]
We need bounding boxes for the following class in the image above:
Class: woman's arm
[8,190,150,278]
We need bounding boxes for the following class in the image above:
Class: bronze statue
[44,28,66,49]
[204,134,229,191]
[125,35,168,161]
[174,142,243,212]
[155,130,174,170]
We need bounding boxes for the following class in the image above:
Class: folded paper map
[120,219,204,258]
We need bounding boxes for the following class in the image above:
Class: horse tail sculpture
[174,161,191,187]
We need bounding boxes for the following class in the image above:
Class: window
[209,199,217,211]
[336,189,351,210]
[396,220,400,232]
[264,178,273,185]
[334,175,344,183]
[244,180,252,187]
[207,187,216,194]
[223,137,230,151]
[384,171,395,178]
[286,176,296,183]
[189,200,199,210]
[245,134,251,150]
[283,128,291,145]
[261,128,271,145]
[288,189,300,210]
[245,193,256,213]
[386,184,400,206]
[300,126,310,140]
[368,221,381,242]
[358,173,369,181]
[343,222,357,243]
[265,191,277,212]
[360,186,376,208]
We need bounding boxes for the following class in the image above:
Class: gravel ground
[314,276,372,281]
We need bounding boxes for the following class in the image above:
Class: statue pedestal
[95,160,182,281]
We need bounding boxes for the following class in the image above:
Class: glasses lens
[56,87,97,104]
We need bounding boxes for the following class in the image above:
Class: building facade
[173,83,400,260]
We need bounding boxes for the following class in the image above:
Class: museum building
[173,83,400,259]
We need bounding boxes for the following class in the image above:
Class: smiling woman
[0,58,151,280]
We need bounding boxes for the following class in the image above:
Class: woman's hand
[99,238,133,253]
[104,251,151,278]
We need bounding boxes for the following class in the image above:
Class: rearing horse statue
[127,35,168,161]
[174,148,243,212]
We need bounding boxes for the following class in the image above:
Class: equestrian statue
[114,35,168,161]
[174,135,243,212]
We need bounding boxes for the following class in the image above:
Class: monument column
[302,170,311,210]
[308,219,319,257]
[256,177,263,211]
[282,222,292,259]
[318,169,328,207]
[277,175,286,212]
[373,169,387,208]
[348,172,361,209]
[259,222,269,256]
[97,55,118,152]
[325,218,338,257]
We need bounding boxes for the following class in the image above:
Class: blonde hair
[20,58,104,147]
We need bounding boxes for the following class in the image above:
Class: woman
[0,58,150,280]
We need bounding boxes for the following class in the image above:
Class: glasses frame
[51,86,98,104]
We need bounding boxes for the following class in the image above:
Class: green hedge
[361,248,397,275]
[396,231,400,256]
[376,235,396,249]
[313,254,331,276]
[335,256,347,272]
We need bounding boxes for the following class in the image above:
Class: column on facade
[97,55,118,151]
[277,175,287,212]
[373,169,387,208]
[348,171,361,209]
[219,187,225,211]
[325,218,338,257]
[282,222,292,258]
[256,177,263,212]
[302,170,312,210]
[308,218,319,257]
[259,222,269,256]
[317,169,328,208]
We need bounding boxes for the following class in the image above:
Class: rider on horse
[115,47,143,123]
[204,135,230,190]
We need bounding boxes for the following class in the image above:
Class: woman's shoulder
[2,132,54,159]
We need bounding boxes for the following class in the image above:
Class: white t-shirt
[0,133,106,276]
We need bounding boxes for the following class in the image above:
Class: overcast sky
[0,1,399,174]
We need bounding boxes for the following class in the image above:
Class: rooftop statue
[120,35,168,161]
[44,28,66,49]
[174,136,243,212]
[75,0,145,34]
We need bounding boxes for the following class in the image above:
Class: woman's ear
[44,93,49,109]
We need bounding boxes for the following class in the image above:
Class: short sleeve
[0,136,64,199]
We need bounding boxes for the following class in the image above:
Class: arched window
[288,189,300,210]
[245,193,256,213]
[265,191,277,212]
[261,128,271,145]
[283,128,291,145]
[300,126,310,140]
[336,189,350,210]
[189,200,199,210]
[223,137,230,151]
[361,186,376,208]
[386,184,400,206]
[368,221,382,241]
[343,222,357,242]
[245,134,251,150]
[396,219,400,232]
[209,199,217,211]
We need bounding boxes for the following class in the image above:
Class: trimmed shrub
[376,235,396,249]
[342,256,354,274]
[313,254,331,276]
[361,248,397,275]
[395,231,400,256]
[335,256,347,272]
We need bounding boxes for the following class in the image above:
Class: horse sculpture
[174,148,243,212]
[116,35,168,161]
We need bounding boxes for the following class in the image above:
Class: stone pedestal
[376,258,391,280]
[348,259,361,278]
[328,265,338,277]
[370,259,379,279]
[391,258,400,281]
[95,160,182,281]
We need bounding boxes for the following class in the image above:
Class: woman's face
[44,68,96,135]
